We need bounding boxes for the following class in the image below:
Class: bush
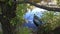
[37,11,60,34]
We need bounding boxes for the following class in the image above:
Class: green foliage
[17,27,32,34]
[41,11,60,31]
[8,0,12,6]
[16,4,32,34]
[10,17,19,26]
[57,0,60,6]
[16,4,27,24]
[10,4,27,26]
[10,3,32,34]
[0,32,2,34]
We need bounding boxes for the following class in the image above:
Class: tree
[0,0,60,34]
[17,0,60,12]
[37,11,60,34]
[0,0,17,34]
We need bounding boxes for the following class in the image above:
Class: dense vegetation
[0,0,60,34]
[40,11,60,34]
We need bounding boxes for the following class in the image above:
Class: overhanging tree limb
[17,1,60,12]
[27,2,60,12]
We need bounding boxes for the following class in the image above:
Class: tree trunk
[1,18,15,34]
[0,0,17,34]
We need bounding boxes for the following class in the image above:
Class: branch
[16,1,60,12]
[25,1,60,12]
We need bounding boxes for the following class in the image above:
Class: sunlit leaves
[14,4,31,34]
[57,0,60,6]
[8,0,12,6]
[41,11,60,31]
[16,4,27,24]
[29,0,41,3]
